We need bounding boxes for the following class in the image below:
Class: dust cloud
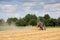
[0,22,23,31]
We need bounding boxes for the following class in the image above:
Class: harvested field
[0,27,60,40]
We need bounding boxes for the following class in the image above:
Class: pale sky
[0,0,60,21]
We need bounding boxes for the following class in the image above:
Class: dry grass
[0,26,60,40]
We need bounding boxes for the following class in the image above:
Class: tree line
[0,14,60,27]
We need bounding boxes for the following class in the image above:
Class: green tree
[7,18,18,25]
[47,19,57,26]
[16,19,27,26]
[29,19,37,26]
[0,19,5,26]
[38,16,45,22]
[43,14,51,26]
[24,14,37,25]
[57,17,60,26]
[44,14,50,20]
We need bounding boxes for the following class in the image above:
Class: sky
[0,0,60,21]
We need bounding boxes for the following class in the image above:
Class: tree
[47,19,57,26]
[42,14,50,26]
[44,14,50,20]
[38,14,50,26]
[44,19,50,26]
[57,17,60,26]
[24,14,37,25]
[16,19,27,26]
[0,19,5,26]
[7,18,18,25]
[29,19,37,26]
[38,16,45,22]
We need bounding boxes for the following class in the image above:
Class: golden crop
[0,27,60,40]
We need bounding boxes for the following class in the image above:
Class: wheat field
[0,26,60,40]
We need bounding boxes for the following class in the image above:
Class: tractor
[37,22,46,30]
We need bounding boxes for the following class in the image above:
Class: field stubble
[0,26,60,40]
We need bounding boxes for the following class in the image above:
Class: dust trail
[0,23,35,31]
[0,22,24,31]
[0,21,36,31]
